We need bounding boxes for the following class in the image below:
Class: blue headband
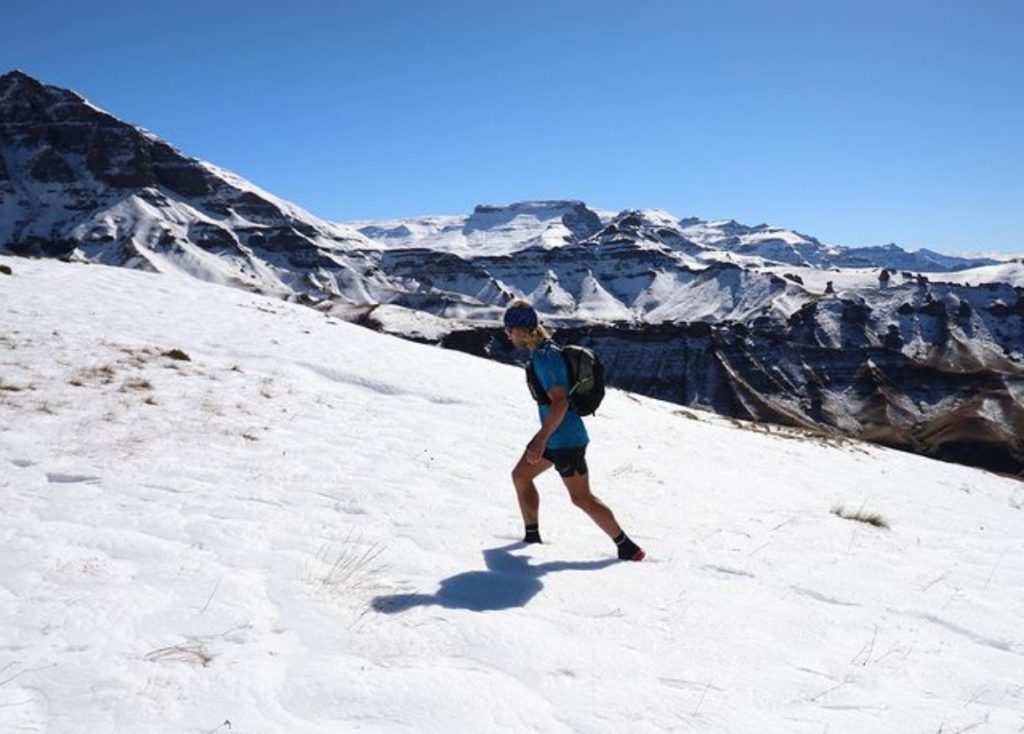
[503,305,538,329]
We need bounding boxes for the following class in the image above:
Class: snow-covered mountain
[0,70,394,303]
[4,70,1024,475]
[675,217,1000,272]
[2,254,1022,733]
[350,200,606,256]
[354,205,1004,275]
[351,204,1019,330]
[0,68,1013,324]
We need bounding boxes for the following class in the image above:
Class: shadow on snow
[371,541,617,613]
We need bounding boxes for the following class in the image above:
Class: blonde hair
[506,298,552,344]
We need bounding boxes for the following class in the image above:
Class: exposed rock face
[440,312,1024,476]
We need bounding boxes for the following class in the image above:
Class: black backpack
[526,344,606,416]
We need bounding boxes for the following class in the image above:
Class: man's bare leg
[561,472,622,538]
[511,453,553,528]
[562,473,645,560]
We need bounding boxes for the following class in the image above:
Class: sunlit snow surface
[1,256,1023,733]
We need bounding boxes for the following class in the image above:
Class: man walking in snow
[504,300,645,561]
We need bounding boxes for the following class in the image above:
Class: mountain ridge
[4,70,1024,475]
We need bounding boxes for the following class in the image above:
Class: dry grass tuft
[831,504,890,529]
[303,535,388,600]
[81,365,116,384]
[144,641,212,667]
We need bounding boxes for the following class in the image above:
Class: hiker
[504,300,645,561]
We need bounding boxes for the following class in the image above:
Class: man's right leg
[511,452,553,538]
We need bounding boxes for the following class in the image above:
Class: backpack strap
[526,360,551,406]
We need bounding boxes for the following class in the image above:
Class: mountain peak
[0,68,37,84]
[0,69,41,88]
[472,200,589,216]
[0,69,95,123]
[0,69,47,103]
[463,200,603,244]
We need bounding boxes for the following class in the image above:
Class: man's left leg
[562,473,645,561]
[562,473,622,538]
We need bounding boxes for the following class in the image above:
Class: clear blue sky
[4,0,1023,253]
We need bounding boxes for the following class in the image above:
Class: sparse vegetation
[121,377,153,391]
[302,536,388,599]
[163,348,191,362]
[673,409,701,421]
[831,504,890,528]
[144,640,212,667]
[0,264,12,275]
[81,365,116,384]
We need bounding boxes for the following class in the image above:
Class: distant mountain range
[3,69,1023,476]
[352,201,1000,273]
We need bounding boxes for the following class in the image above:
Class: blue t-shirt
[531,340,589,449]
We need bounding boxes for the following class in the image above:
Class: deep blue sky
[4,0,1022,253]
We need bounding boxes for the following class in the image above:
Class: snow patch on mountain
[529,270,577,312]
[575,271,636,322]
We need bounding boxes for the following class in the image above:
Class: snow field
[1,256,1022,733]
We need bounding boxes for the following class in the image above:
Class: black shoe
[615,536,645,561]
[619,545,645,561]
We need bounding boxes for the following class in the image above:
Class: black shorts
[542,446,589,478]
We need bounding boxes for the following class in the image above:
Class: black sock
[614,532,642,560]
[524,523,542,544]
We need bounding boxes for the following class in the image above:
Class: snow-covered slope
[2,255,1022,733]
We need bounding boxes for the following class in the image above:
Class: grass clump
[122,377,153,391]
[162,348,191,362]
[0,264,12,276]
[831,504,890,529]
[303,534,388,599]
